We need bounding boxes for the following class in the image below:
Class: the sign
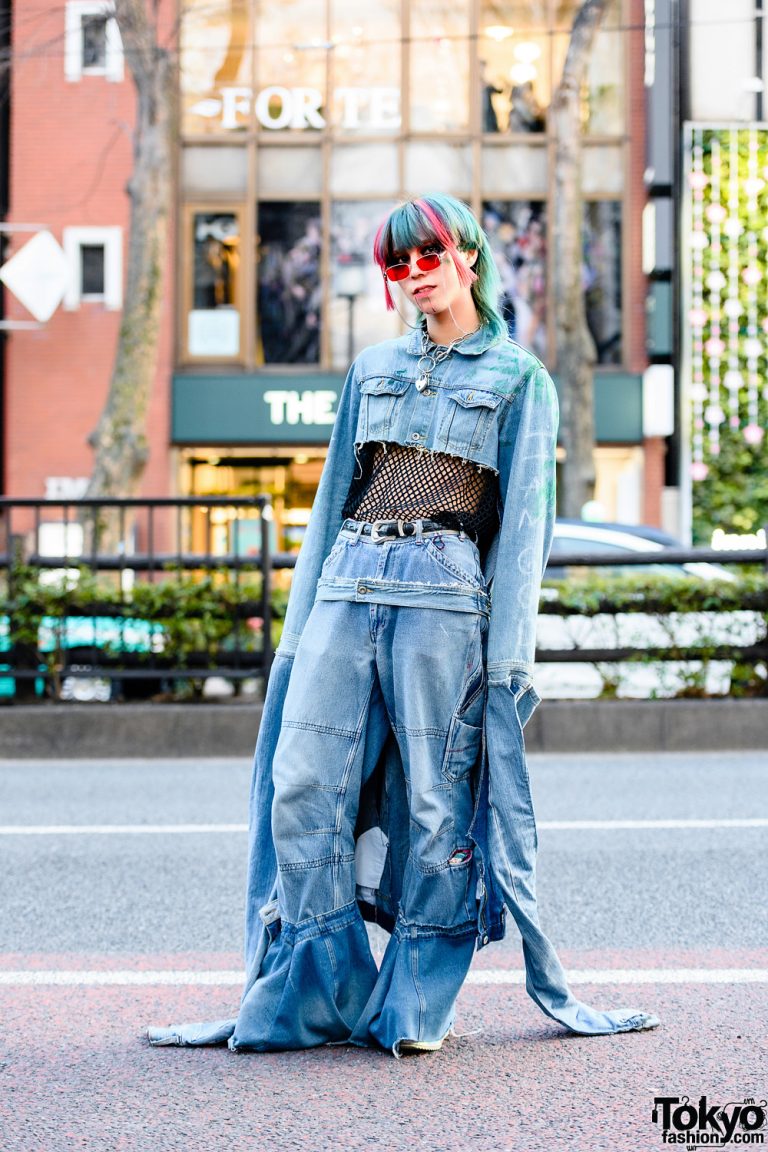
[174,371,645,446]
[262,389,336,426]
[0,231,70,322]
[190,85,401,132]
[188,308,240,357]
[172,374,344,445]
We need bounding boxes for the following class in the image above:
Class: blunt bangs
[375,204,437,267]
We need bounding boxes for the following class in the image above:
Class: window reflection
[479,4,549,133]
[180,0,251,136]
[583,201,622,365]
[257,203,322,364]
[330,201,400,369]
[330,0,401,132]
[410,1,470,132]
[257,0,326,130]
[480,0,624,136]
[483,200,547,357]
[189,212,241,357]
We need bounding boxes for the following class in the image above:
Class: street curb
[0,703,264,758]
[0,699,766,757]
[524,699,768,753]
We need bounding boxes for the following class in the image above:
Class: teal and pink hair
[373,194,506,340]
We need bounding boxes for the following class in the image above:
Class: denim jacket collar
[405,322,502,358]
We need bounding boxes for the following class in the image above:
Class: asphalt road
[0,751,766,1151]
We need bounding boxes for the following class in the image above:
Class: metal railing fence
[1,498,766,699]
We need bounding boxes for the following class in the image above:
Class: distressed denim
[232,528,488,1053]
[147,327,659,1054]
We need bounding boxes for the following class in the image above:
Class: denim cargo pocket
[442,716,483,782]
[357,375,412,441]
[437,388,503,455]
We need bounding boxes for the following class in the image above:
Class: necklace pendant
[415,375,429,393]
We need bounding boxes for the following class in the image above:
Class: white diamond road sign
[0,231,71,322]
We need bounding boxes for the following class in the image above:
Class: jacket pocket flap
[450,388,503,410]
[360,375,412,397]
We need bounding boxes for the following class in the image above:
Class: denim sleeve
[485,366,558,687]
[277,360,363,655]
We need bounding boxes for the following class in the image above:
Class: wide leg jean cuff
[230,900,379,1053]
[347,919,476,1058]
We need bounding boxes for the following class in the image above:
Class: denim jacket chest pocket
[434,387,504,458]
[356,375,413,442]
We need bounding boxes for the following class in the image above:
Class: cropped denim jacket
[243,325,657,1037]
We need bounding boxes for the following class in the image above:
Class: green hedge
[2,565,766,700]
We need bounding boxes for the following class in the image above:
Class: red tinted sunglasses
[384,251,443,282]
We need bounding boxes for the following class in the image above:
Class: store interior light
[510,62,538,84]
[514,41,541,64]
[484,24,514,41]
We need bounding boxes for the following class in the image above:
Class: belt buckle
[370,520,389,542]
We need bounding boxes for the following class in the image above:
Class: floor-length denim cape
[151,327,658,1048]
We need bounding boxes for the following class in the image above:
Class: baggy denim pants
[230,524,491,1055]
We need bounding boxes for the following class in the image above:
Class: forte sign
[190,85,401,131]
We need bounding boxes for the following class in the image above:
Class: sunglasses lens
[385,251,441,280]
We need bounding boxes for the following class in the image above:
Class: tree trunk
[83,0,173,543]
[551,0,608,518]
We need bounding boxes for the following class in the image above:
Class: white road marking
[466,968,768,986]
[0,968,766,987]
[538,818,768,830]
[0,824,250,835]
[0,819,765,835]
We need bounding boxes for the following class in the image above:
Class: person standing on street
[148,194,659,1056]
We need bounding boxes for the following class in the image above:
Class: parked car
[536,519,762,699]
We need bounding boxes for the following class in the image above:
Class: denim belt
[341,518,458,541]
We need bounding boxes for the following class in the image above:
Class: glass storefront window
[404,143,472,196]
[256,202,322,364]
[582,143,624,195]
[187,210,242,359]
[410,1,470,132]
[583,200,622,365]
[256,1,327,132]
[481,143,548,195]
[182,148,249,197]
[182,449,328,556]
[330,144,399,195]
[177,3,630,373]
[180,0,252,136]
[330,0,401,132]
[482,200,547,358]
[479,3,549,133]
[258,147,324,196]
[330,201,401,370]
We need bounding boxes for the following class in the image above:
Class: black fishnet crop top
[341,441,500,553]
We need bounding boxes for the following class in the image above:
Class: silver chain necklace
[415,326,477,393]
